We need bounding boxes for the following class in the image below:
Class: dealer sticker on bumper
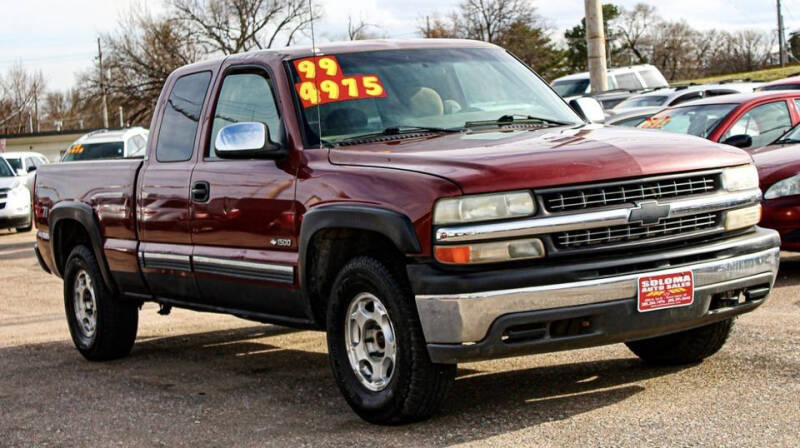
[637,271,694,312]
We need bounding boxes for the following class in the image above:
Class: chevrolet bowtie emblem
[628,200,670,225]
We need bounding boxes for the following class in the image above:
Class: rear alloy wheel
[64,245,138,361]
[72,270,99,343]
[327,256,455,425]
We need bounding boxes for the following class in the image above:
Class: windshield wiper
[335,125,462,144]
[464,114,571,128]
[774,137,800,145]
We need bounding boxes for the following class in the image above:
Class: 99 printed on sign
[293,56,387,108]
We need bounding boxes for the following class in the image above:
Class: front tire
[326,256,455,424]
[64,245,138,361]
[625,319,734,365]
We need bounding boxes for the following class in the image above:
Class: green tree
[498,21,567,81]
[564,3,621,73]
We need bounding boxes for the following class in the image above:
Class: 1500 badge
[270,238,293,248]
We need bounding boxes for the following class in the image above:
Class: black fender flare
[298,204,422,312]
[48,202,117,294]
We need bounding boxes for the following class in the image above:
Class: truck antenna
[308,0,323,147]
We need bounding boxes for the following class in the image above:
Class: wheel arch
[298,205,422,327]
[49,202,117,294]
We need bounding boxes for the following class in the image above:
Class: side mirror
[569,97,606,123]
[722,134,753,149]
[16,169,25,176]
[27,165,36,173]
[215,122,284,159]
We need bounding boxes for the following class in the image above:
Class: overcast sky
[1,0,799,91]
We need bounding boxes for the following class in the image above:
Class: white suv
[61,127,149,162]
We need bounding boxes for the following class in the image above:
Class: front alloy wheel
[327,256,455,424]
[345,292,397,391]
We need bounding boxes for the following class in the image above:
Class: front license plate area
[637,270,694,312]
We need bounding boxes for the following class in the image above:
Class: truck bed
[34,159,144,294]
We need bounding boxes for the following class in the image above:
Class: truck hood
[329,125,752,194]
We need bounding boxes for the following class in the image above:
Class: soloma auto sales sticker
[637,271,694,312]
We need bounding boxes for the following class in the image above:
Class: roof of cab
[178,38,501,72]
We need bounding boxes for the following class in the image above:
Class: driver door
[189,66,301,318]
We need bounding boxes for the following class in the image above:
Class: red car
[758,75,800,91]
[750,124,800,251]
[639,91,800,149]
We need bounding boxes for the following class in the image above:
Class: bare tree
[649,20,698,80]
[78,10,204,126]
[418,14,459,38]
[0,65,46,134]
[452,0,535,43]
[616,3,657,64]
[346,15,384,40]
[169,0,319,54]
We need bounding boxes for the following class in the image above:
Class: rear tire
[326,256,455,424]
[64,245,138,361]
[625,319,734,365]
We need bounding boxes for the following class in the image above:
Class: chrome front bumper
[415,229,780,344]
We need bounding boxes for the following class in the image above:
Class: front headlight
[434,191,535,225]
[764,173,800,199]
[8,181,28,198]
[722,164,759,191]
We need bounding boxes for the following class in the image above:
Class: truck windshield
[0,158,14,177]
[4,157,21,171]
[638,104,737,138]
[62,142,125,161]
[289,48,582,145]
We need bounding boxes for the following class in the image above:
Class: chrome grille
[0,188,7,200]
[543,174,717,212]
[555,213,719,249]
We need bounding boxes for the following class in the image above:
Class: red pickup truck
[33,39,779,424]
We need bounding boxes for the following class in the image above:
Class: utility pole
[97,37,109,128]
[778,0,787,67]
[585,0,608,93]
[119,106,124,128]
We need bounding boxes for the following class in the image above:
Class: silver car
[612,83,759,114]
[0,157,32,232]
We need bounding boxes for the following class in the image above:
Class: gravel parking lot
[1,229,799,446]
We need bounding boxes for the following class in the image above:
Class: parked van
[551,64,669,98]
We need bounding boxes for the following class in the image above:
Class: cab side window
[723,101,792,148]
[155,71,212,162]
[208,72,281,158]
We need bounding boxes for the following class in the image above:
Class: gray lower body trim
[193,256,294,284]
[138,252,295,284]
[140,252,191,271]
[416,236,780,344]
